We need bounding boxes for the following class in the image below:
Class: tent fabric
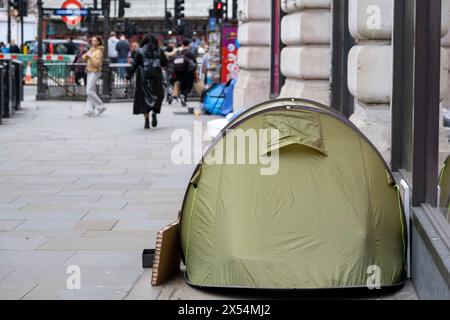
[263,113,327,156]
[178,99,407,290]
[439,155,450,221]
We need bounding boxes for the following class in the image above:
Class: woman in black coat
[127,34,168,129]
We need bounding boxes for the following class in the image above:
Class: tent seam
[358,138,376,264]
[185,187,198,270]
[210,163,225,281]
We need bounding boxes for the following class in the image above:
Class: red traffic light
[214,0,225,19]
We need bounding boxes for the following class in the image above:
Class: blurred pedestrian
[126,33,168,129]
[164,44,177,105]
[192,36,201,54]
[108,32,119,63]
[1,43,9,53]
[116,35,130,79]
[173,39,197,107]
[32,36,39,54]
[198,41,209,83]
[66,37,76,55]
[82,36,105,117]
[9,40,20,54]
[56,43,67,54]
[74,47,87,86]
[130,42,140,62]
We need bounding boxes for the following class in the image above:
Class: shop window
[392,0,450,228]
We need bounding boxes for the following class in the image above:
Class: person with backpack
[126,34,168,129]
[173,39,197,107]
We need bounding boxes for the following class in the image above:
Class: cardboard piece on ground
[151,220,181,286]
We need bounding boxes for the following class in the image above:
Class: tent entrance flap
[262,113,327,156]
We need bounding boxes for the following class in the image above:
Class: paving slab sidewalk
[0,91,418,300]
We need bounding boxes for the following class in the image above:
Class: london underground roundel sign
[61,0,84,28]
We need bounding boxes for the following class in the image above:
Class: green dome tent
[177,98,407,290]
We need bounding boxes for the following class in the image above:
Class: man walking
[173,39,196,107]
[108,32,119,63]
[9,40,20,54]
[66,37,76,55]
[116,35,130,79]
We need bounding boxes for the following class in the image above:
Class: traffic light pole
[174,0,185,35]
[7,0,11,44]
[226,0,229,22]
[36,0,46,100]
[20,10,24,50]
[93,0,98,36]
[164,0,168,33]
[101,0,111,102]
[232,0,237,21]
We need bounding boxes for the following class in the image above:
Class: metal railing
[101,63,136,101]
[38,61,202,103]
[41,62,136,102]
[0,59,23,121]
[43,63,87,101]
[0,66,5,124]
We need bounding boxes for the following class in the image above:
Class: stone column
[278,0,332,105]
[233,0,271,111]
[348,0,449,162]
[347,0,394,161]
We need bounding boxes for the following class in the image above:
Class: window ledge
[412,205,450,286]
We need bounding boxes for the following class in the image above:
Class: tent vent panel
[262,113,327,156]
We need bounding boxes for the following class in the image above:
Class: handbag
[194,78,205,95]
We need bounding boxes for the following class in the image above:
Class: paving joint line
[19,283,40,300]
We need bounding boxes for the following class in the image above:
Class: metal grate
[102,63,136,101]
[42,63,136,102]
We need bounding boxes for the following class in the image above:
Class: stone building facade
[232,0,450,300]
[278,0,331,105]
[233,0,450,162]
[233,0,272,110]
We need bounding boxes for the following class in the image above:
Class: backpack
[140,46,161,78]
[185,55,196,74]
[173,50,186,72]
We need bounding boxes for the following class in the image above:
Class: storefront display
[206,29,221,84]
[220,25,239,83]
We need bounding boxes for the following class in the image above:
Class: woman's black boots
[152,112,158,128]
[145,118,150,129]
